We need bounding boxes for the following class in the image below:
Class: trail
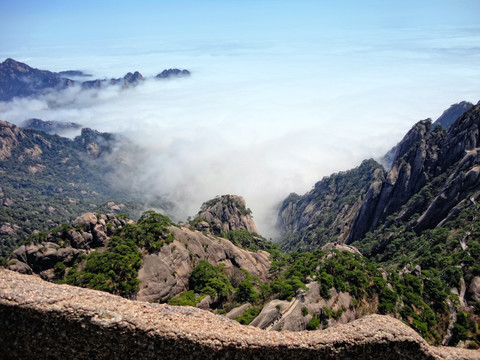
[266,297,300,331]
[443,298,457,346]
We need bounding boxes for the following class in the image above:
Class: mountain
[278,159,384,252]
[5,208,271,304]
[156,68,191,79]
[0,120,141,257]
[349,104,480,244]
[0,58,191,101]
[381,101,475,169]
[22,118,82,135]
[275,103,480,347]
[0,58,74,101]
[432,101,475,131]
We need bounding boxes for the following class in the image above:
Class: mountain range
[0,58,190,101]
[1,59,480,357]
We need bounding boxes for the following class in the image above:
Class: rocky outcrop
[278,159,384,251]
[196,195,259,234]
[382,101,474,169]
[347,105,480,243]
[0,58,74,101]
[137,225,270,302]
[22,118,82,135]
[250,282,356,332]
[0,120,25,159]
[1,269,478,360]
[156,69,191,79]
[6,212,131,280]
[433,101,474,131]
[6,209,270,303]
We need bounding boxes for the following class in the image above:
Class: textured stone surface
[1,269,478,359]
[196,195,259,234]
[347,104,480,243]
[137,225,270,302]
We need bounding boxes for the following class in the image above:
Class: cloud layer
[1,26,479,237]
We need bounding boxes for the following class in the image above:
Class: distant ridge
[0,58,191,101]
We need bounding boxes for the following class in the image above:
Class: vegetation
[222,229,280,252]
[0,125,142,258]
[64,235,142,297]
[59,210,174,297]
[279,159,384,252]
[234,307,261,325]
[189,260,231,299]
[167,291,206,307]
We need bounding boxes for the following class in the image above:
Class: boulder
[468,276,480,303]
[225,303,252,319]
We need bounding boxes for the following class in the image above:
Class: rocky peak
[432,101,474,131]
[123,71,144,87]
[278,159,384,251]
[0,120,25,160]
[196,195,259,235]
[347,104,480,243]
[0,58,73,101]
[74,128,115,158]
[22,118,82,135]
[439,104,480,170]
[156,69,191,79]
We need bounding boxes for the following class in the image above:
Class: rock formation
[1,269,478,359]
[156,68,191,78]
[137,225,270,302]
[433,101,474,131]
[6,208,271,303]
[278,159,384,251]
[196,195,259,235]
[346,104,480,243]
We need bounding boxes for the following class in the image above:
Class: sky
[1,1,480,237]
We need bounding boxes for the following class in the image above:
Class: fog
[1,33,479,238]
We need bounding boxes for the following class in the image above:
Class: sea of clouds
[1,28,479,238]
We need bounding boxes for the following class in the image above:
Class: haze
[1,0,479,237]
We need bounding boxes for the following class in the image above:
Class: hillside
[275,103,480,347]
[0,120,141,258]
[278,159,384,251]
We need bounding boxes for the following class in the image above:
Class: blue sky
[1,1,480,235]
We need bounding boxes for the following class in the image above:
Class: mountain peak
[196,195,259,234]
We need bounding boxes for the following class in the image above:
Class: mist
[1,29,479,238]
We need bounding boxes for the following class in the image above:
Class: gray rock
[3,269,474,360]
[468,276,480,303]
[225,303,252,319]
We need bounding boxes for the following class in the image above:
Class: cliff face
[347,105,480,243]
[137,225,270,302]
[196,195,259,235]
[277,159,384,251]
[2,269,478,360]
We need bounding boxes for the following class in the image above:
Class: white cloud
[1,29,479,238]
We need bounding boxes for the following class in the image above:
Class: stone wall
[0,270,478,360]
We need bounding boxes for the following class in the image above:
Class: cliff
[1,269,478,359]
